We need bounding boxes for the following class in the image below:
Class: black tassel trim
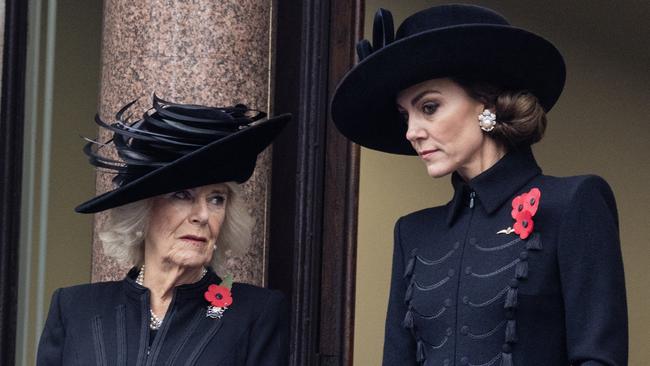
[404,256,415,279]
[404,281,414,304]
[402,308,414,329]
[501,352,513,366]
[416,340,426,363]
[505,320,517,343]
[515,261,528,279]
[505,287,518,309]
[526,232,542,250]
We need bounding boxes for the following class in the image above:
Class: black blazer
[383,147,627,366]
[37,268,289,365]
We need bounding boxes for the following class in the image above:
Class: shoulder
[51,281,124,311]
[538,174,616,210]
[535,174,618,229]
[230,283,287,318]
[55,281,123,301]
[398,205,447,229]
[45,281,125,325]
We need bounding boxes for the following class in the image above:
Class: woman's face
[145,183,228,268]
[396,78,488,179]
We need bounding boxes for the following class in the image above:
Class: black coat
[383,147,627,366]
[37,268,289,365]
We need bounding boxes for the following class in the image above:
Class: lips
[180,235,207,243]
[418,149,439,159]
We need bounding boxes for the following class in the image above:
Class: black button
[446,327,453,336]
[519,251,528,260]
[469,238,477,245]
[460,356,469,365]
[448,269,455,277]
[502,344,512,353]
[509,279,519,288]
[460,325,469,335]
[465,266,472,275]
[443,359,450,366]
[462,296,469,304]
[410,248,417,256]
[444,298,452,307]
[454,241,460,249]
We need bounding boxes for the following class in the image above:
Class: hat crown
[396,4,510,39]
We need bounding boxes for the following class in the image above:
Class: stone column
[92,0,274,286]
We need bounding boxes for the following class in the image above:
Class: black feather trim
[83,95,265,186]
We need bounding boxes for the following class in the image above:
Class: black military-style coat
[383,147,628,366]
[37,268,288,365]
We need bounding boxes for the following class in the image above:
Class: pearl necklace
[135,265,207,330]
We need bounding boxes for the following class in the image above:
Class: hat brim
[75,113,291,213]
[331,24,566,155]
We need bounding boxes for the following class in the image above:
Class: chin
[425,163,455,179]
[169,253,210,268]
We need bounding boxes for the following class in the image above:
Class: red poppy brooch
[204,275,233,319]
[497,188,541,239]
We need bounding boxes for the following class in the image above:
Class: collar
[446,146,542,226]
[123,266,223,302]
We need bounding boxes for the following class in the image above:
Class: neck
[457,139,507,181]
[140,261,206,316]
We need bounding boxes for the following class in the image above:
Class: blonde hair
[99,182,253,274]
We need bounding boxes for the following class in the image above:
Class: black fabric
[383,148,627,365]
[330,4,566,155]
[37,269,289,365]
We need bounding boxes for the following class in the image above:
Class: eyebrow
[396,89,442,110]
[410,89,441,107]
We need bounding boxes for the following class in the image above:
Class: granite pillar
[92,0,275,286]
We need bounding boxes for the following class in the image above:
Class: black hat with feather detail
[75,95,291,213]
[331,4,565,155]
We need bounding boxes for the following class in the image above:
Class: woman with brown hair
[332,4,627,366]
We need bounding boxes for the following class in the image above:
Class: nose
[405,118,426,143]
[189,200,209,225]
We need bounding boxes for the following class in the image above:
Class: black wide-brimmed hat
[331,4,566,155]
[75,95,291,213]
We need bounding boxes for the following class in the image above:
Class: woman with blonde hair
[37,96,291,365]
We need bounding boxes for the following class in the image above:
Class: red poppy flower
[511,188,541,219]
[204,284,233,308]
[513,210,534,239]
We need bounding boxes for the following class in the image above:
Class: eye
[209,194,226,207]
[171,190,192,200]
[421,102,439,115]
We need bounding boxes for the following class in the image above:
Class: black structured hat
[75,95,291,213]
[331,4,566,155]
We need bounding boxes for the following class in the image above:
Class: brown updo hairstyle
[453,78,547,149]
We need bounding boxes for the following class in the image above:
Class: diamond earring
[478,109,497,132]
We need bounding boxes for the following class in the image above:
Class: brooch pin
[204,275,233,319]
[497,188,541,239]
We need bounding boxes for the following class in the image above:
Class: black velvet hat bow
[357,8,395,61]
